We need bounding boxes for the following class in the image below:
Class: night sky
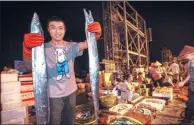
[0,1,194,71]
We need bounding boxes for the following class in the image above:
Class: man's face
[48,21,65,42]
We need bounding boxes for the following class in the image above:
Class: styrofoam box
[1,92,21,103]
[21,92,34,100]
[22,99,35,107]
[21,84,33,92]
[1,81,21,94]
[1,101,23,111]
[0,72,18,83]
[19,77,33,82]
[1,118,28,124]
[1,106,27,123]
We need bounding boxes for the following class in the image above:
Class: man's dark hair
[47,16,66,28]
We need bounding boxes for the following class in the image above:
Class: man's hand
[23,33,44,59]
[87,22,102,40]
[177,81,185,87]
[79,22,102,51]
[24,33,44,48]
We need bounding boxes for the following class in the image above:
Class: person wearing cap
[177,45,194,123]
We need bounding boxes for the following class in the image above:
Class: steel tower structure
[102,1,151,72]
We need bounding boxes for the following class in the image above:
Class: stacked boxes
[14,60,35,107]
[19,73,35,107]
[0,71,29,124]
[19,73,36,124]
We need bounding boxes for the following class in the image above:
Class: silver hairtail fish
[83,9,99,124]
[31,12,50,124]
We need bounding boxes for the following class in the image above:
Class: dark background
[0,1,194,72]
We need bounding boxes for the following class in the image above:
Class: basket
[74,103,96,124]
[100,95,117,108]
[107,115,143,124]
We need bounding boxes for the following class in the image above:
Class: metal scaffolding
[102,1,150,72]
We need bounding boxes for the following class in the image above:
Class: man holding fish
[23,15,101,124]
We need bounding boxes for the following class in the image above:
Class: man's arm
[181,61,191,85]
[178,73,190,87]
[79,40,88,52]
[182,73,190,85]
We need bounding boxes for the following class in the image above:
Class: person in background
[168,59,180,84]
[120,74,134,102]
[112,73,122,95]
[127,74,135,102]
[177,45,194,123]
[138,72,153,96]
[150,61,164,87]
[137,72,145,84]
[23,16,101,124]
[162,72,174,87]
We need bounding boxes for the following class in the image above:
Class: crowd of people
[80,46,194,124]
[98,58,190,103]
